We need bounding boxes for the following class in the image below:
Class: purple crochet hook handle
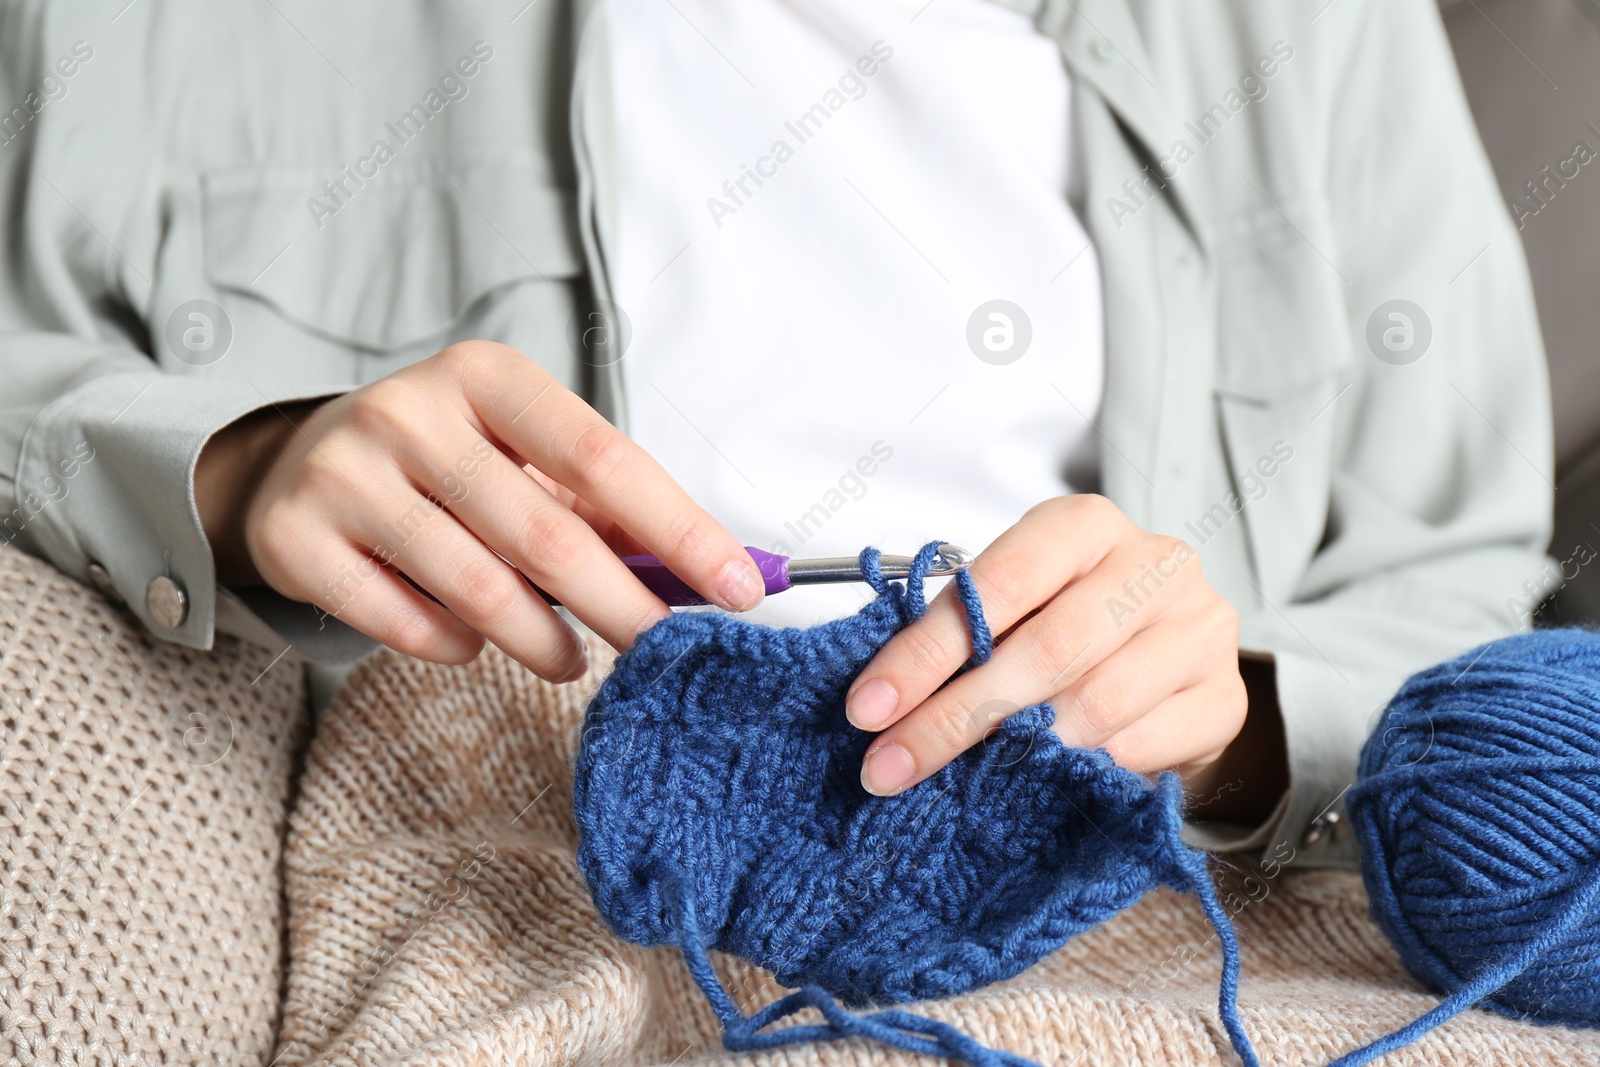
[520,545,968,607]
[421,549,797,609]
[620,548,790,607]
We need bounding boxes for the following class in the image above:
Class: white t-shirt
[607,0,1104,626]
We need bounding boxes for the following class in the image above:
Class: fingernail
[552,644,589,684]
[565,648,590,683]
[861,742,915,796]
[846,678,898,730]
[715,559,764,611]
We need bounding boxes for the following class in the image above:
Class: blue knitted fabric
[575,550,1600,1066]
[573,543,1258,1066]
[1339,628,1600,1067]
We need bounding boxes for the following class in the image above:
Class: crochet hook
[614,544,975,608]
[436,545,972,610]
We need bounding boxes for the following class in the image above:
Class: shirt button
[1301,808,1346,848]
[1092,38,1116,60]
[85,561,119,602]
[146,575,189,629]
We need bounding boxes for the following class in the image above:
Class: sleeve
[1223,0,1556,869]
[0,11,372,662]
[3,350,361,657]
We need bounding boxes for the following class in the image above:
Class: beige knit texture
[0,545,307,1065]
[273,636,1600,1067]
[6,536,1600,1066]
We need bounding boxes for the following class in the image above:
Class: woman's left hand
[847,494,1248,795]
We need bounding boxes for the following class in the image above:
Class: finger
[397,424,670,651]
[499,447,650,557]
[859,603,1216,797]
[1098,676,1249,776]
[452,344,765,611]
[519,466,651,557]
[845,495,1129,732]
[295,538,487,664]
[1047,615,1226,749]
[357,481,591,682]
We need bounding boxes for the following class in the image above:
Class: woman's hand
[846,495,1249,797]
[196,340,765,681]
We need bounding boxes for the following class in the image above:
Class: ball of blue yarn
[1348,628,1600,1049]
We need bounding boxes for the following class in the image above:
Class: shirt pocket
[1208,196,1354,603]
[197,149,585,365]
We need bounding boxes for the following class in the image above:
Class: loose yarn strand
[1159,774,1262,1067]
[904,541,945,618]
[954,567,993,664]
[656,869,744,1028]
[1328,859,1600,1067]
[667,867,1039,1067]
[857,544,993,662]
[859,546,890,597]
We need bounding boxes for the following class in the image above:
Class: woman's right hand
[195,340,765,681]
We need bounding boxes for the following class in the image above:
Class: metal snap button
[1302,808,1344,848]
[146,575,189,629]
[85,561,119,602]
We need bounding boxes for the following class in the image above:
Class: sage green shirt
[0,0,1554,868]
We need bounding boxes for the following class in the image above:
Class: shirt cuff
[221,585,380,664]
[13,370,346,651]
[1183,787,1289,855]
[1223,615,1413,871]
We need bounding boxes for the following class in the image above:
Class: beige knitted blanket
[4,544,1600,1065]
[0,545,307,1064]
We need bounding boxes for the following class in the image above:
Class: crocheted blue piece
[573,543,1258,1066]
[575,549,1600,1067]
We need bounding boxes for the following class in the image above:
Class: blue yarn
[573,542,1260,1066]
[575,545,1600,1066]
[1338,628,1600,1066]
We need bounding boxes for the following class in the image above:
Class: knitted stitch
[0,543,307,1065]
[9,537,1600,1064]
[261,573,1600,1066]
[574,542,1259,1066]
